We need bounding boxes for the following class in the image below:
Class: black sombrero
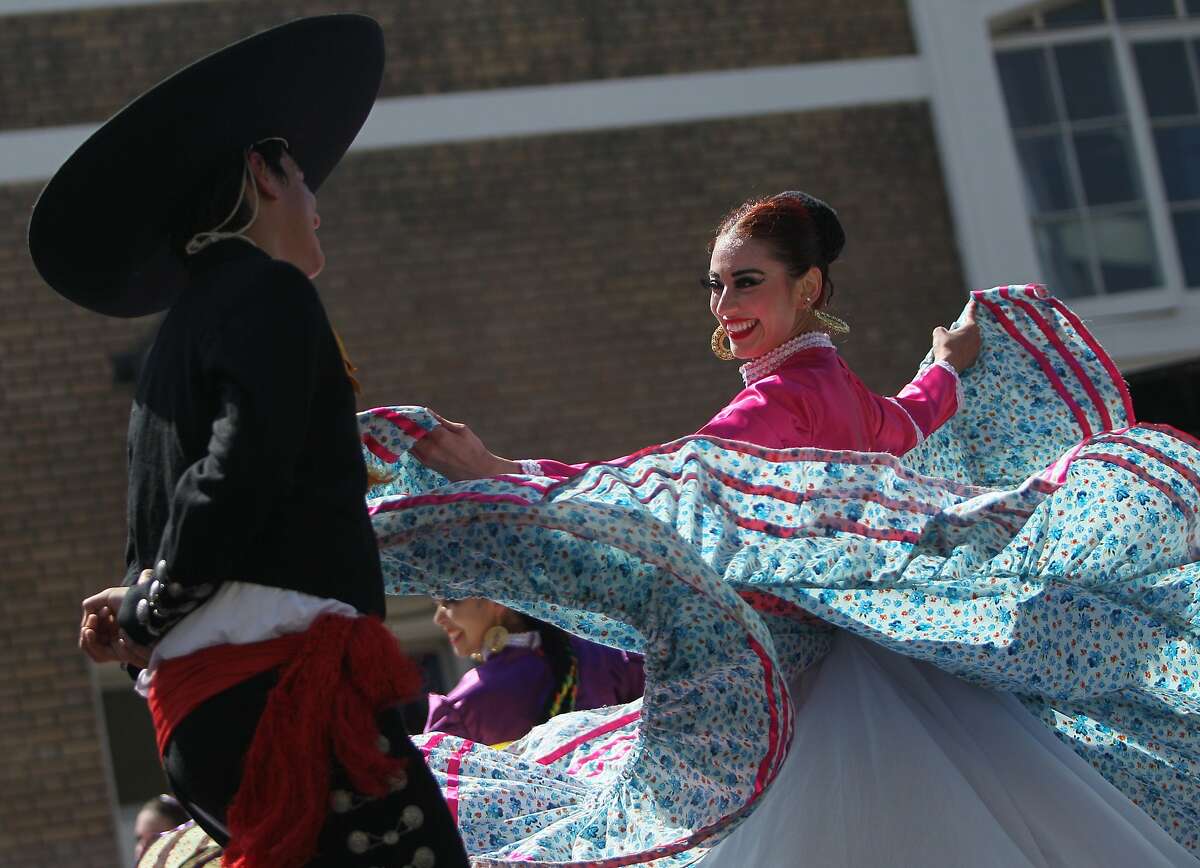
[28,14,384,318]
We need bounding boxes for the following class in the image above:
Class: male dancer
[30,16,467,868]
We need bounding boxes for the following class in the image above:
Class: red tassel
[152,614,420,868]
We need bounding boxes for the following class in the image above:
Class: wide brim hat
[28,14,384,317]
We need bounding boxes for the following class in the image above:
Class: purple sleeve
[617,652,645,702]
[424,655,552,745]
[424,691,476,741]
[574,640,647,710]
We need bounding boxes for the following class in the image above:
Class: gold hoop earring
[813,310,850,337]
[471,624,511,662]
[711,324,736,361]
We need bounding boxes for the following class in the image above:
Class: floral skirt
[362,286,1200,866]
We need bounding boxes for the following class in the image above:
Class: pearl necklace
[739,331,834,386]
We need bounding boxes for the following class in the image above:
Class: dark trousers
[163,669,469,867]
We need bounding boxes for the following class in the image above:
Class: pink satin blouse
[528,341,960,478]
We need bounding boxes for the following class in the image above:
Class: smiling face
[707,235,822,360]
[432,597,509,658]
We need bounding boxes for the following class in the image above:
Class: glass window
[1074,126,1143,205]
[1154,123,1200,201]
[1174,211,1200,284]
[1043,0,1106,27]
[993,0,1187,34]
[997,50,1058,128]
[1017,134,1077,211]
[1035,218,1097,296]
[994,15,1038,35]
[1093,210,1162,291]
[1112,0,1178,20]
[1127,37,1200,287]
[997,36,1164,297]
[1055,41,1124,120]
[993,5,1200,298]
[1134,41,1199,117]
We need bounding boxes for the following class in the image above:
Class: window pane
[993,15,1037,35]
[1190,0,1200,16]
[1016,134,1077,212]
[1044,0,1106,27]
[1174,210,1200,285]
[1134,41,1199,117]
[1093,210,1162,292]
[1036,219,1097,297]
[1055,41,1124,120]
[996,49,1058,128]
[1154,123,1200,201]
[1074,126,1143,205]
[1113,0,1177,19]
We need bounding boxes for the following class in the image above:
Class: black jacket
[117,241,383,643]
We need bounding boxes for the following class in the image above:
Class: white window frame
[992,9,1196,316]
[910,0,1200,369]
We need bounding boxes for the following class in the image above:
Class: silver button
[347,830,370,854]
[401,805,424,830]
[411,845,436,868]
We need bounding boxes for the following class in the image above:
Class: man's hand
[411,413,521,482]
[80,573,153,667]
[932,301,981,373]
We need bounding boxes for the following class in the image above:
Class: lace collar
[739,331,834,386]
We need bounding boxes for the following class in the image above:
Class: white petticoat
[698,632,1198,868]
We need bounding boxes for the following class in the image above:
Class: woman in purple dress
[426,597,645,745]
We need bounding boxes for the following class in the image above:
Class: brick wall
[0,181,143,865]
[0,0,916,130]
[0,3,967,865]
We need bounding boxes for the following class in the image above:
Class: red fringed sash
[148,613,421,868]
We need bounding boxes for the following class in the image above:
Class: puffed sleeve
[118,263,327,644]
[425,658,549,746]
[424,690,476,741]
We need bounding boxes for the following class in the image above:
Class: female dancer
[360,192,1200,865]
[412,191,979,480]
[427,597,644,744]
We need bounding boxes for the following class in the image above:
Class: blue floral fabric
[362,285,1200,864]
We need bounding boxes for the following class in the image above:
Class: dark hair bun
[779,191,845,264]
